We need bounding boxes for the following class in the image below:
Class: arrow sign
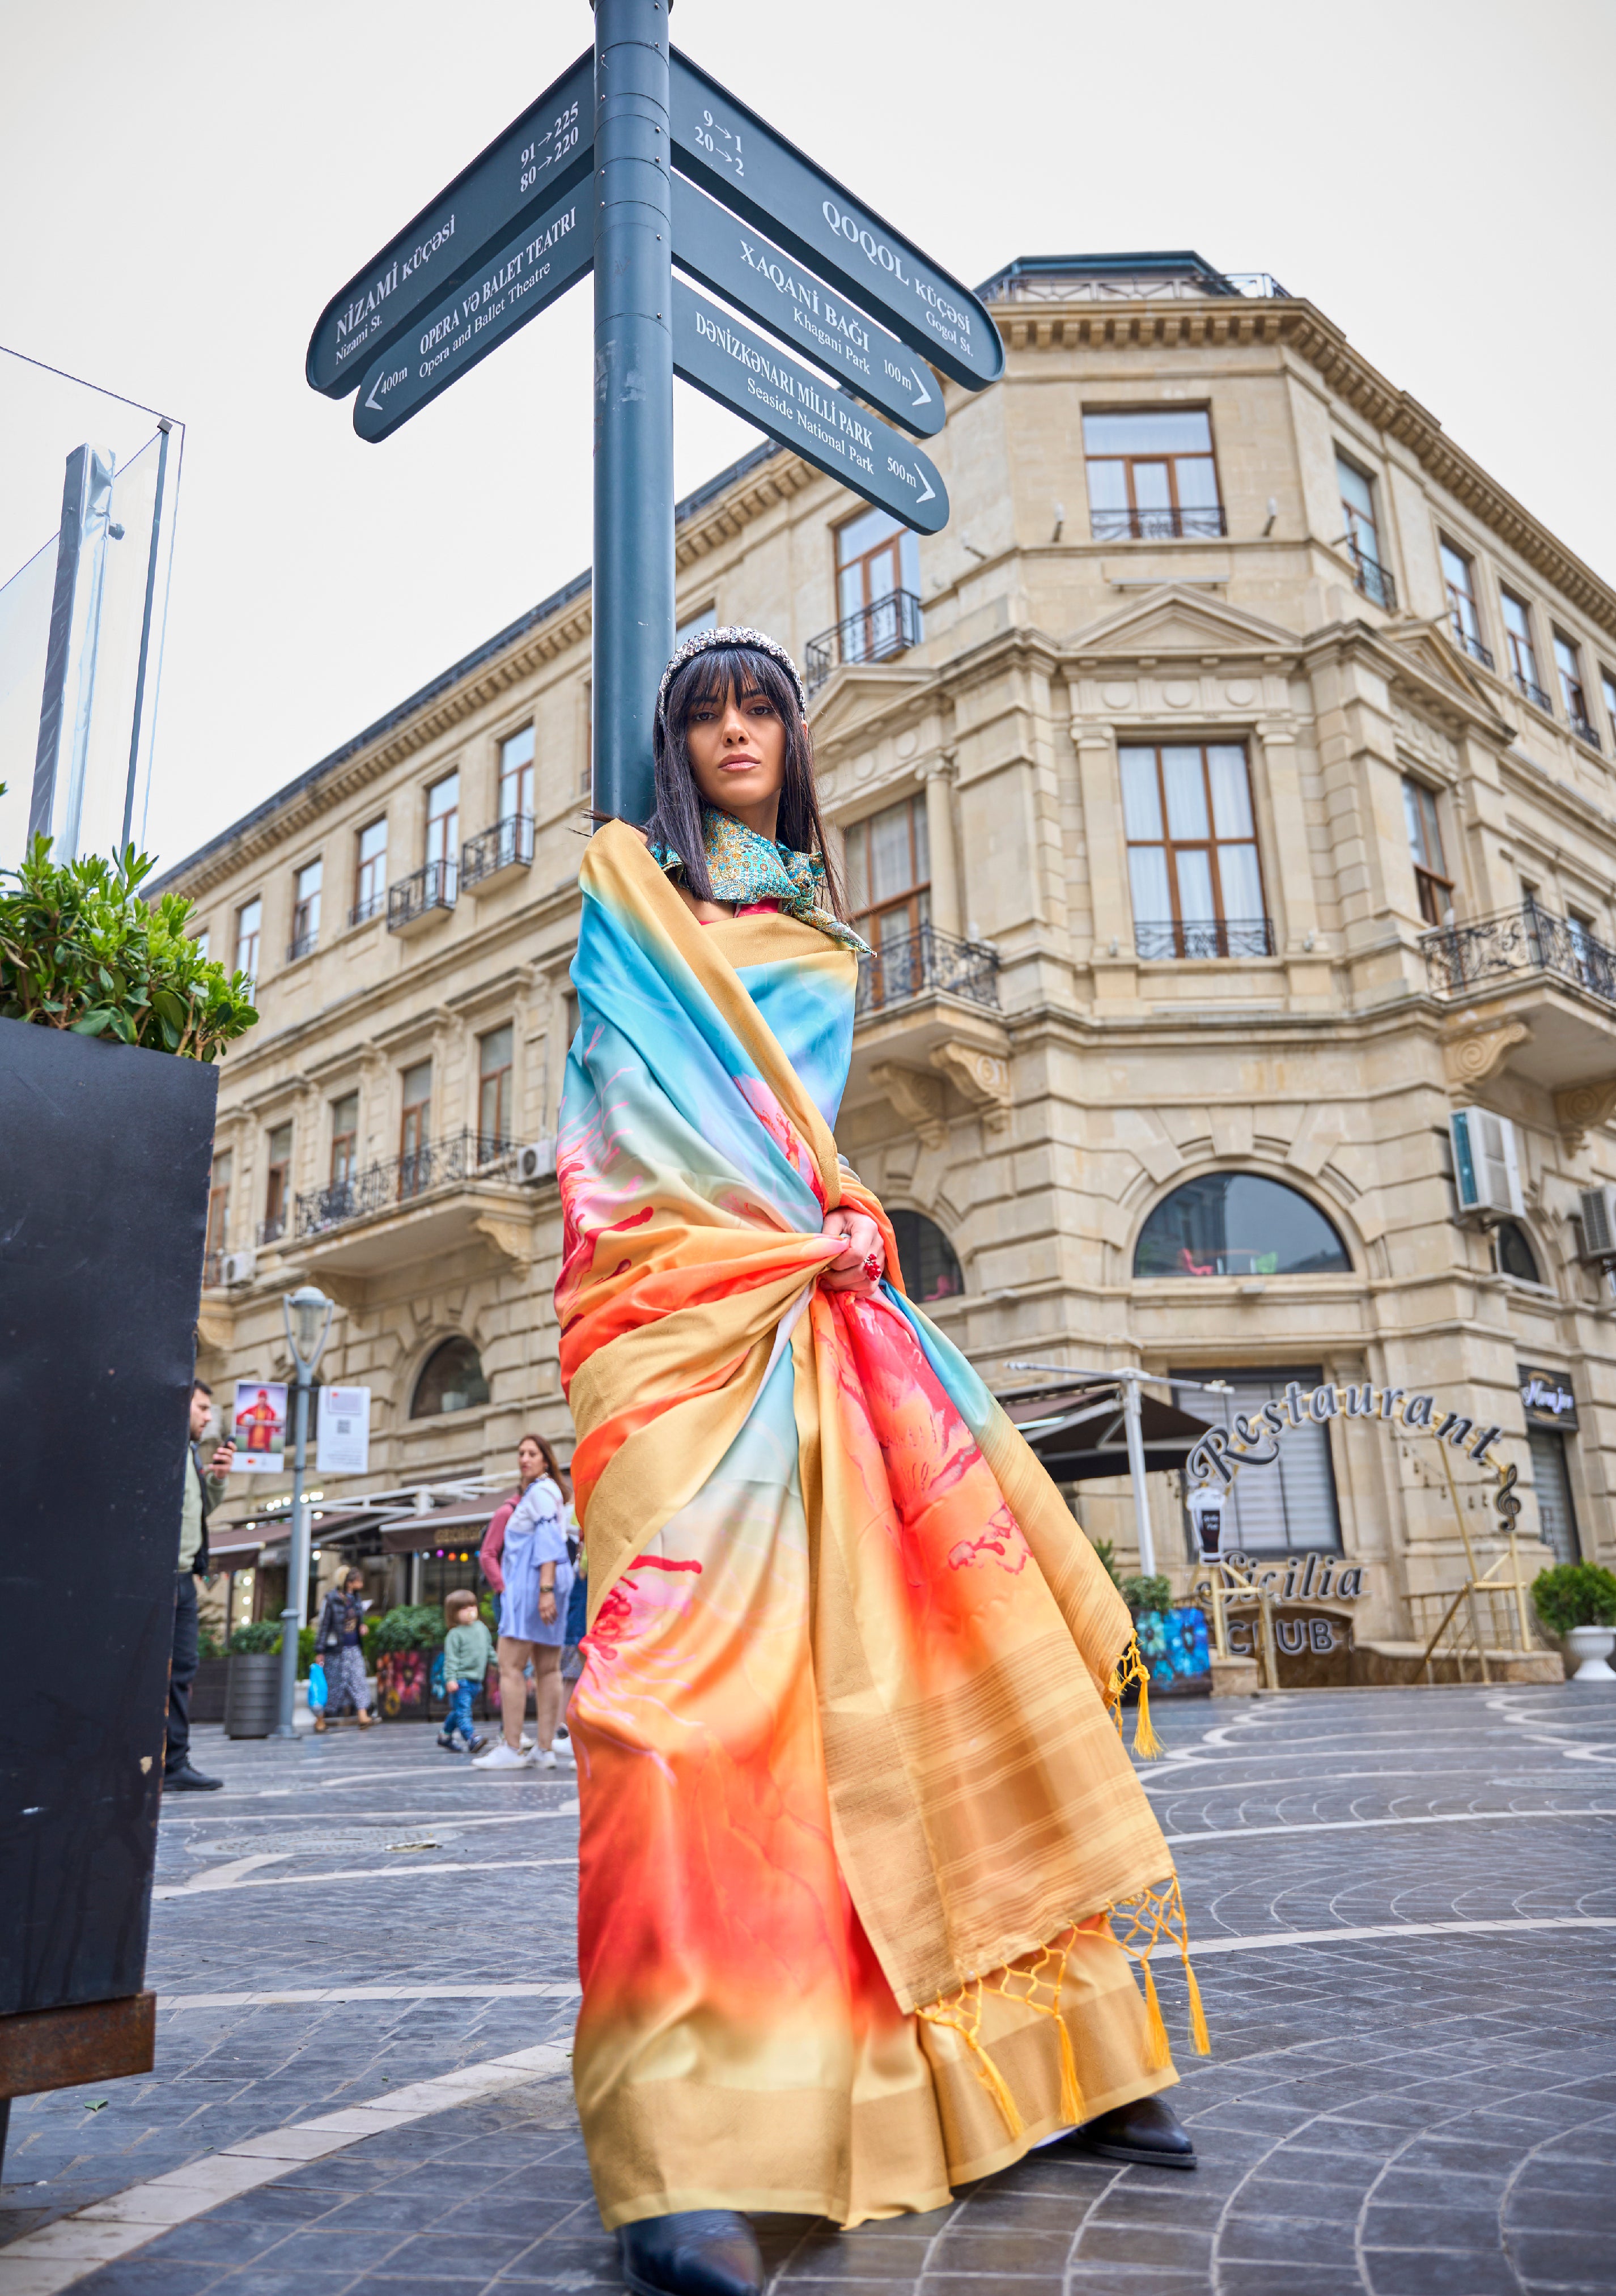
[671,176,941,440]
[307,50,592,397]
[671,279,947,536]
[668,50,1002,394]
[353,186,590,443]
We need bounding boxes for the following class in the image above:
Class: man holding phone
[168,1381,236,1791]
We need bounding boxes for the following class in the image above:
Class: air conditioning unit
[1576,1185,1616,1264]
[221,1248,257,1286]
[515,1138,557,1186]
[1450,1109,1523,1220]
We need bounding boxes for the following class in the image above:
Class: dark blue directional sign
[671,279,947,535]
[668,51,1002,394]
[353,186,589,443]
[671,176,942,440]
[307,50,592,397]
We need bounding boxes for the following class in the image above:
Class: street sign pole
[592,0,674,829]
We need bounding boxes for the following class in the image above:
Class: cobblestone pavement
[3,1682,1614,2294]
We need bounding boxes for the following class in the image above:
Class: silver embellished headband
[655,624,807,728]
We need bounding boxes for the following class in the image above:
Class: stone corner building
[164,249,1616,1653]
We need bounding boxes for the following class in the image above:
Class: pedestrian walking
[474,1433,572,1771]
[167,1381,234,1791]
[438,1590,491,1754]
[313,1568,374,1729]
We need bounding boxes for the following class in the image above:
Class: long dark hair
[518,1429,571,1503]
[643,644,847,917]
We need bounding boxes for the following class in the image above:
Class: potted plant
[369,1605,448,1720]
[1,834,256,2098]
[1532,1563,1616,1683]
[224,1621,284,1737]
[190,1622,231,1724]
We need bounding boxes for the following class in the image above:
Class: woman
[559,628,1202,2296]
[313,1567,372,1730]
[474,1432,573,1771]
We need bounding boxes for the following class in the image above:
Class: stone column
[923,753,961,940]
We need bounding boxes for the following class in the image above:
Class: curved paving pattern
[1,1683,1613,2294]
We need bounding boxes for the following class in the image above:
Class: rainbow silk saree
[557,823,1204,2230]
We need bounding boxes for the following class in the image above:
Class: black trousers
[167,1569,198,1775]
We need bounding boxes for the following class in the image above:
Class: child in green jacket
[438,1591,493,1753]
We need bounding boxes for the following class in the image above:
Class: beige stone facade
[164,252,1616,1657]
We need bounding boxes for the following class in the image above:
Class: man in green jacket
[169,1381,234,1790]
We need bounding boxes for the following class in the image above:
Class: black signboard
[668,50,1002,393]
[353,186,591,443]
[307,50,593,396]
[1519,1366,1577,1429]
[671,176,943,439]
[671,279,947,534]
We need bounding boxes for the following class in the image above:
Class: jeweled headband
[654,623,807,728]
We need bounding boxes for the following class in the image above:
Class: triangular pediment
[808,657,933,748]
[1065,584,1302,664]
[1381,621,1496,714]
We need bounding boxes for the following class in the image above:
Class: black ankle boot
[1067,2094,1197,2169]
[618,2210,764,2296]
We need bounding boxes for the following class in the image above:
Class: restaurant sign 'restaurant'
[1186,1379,1504,1490]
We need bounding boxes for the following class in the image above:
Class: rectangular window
[206,1151,232,1265]
[1083,408,1223,541]
[329,1092,359,1189]
[1554,632,1598,746]
[1528,1427,1581,1566]
[1173,1367,1343,1557]
[843,794,931,1004]
[1502,589,1548,710]
[478,1024,514,1151]
[834,507,922,664]
[234,897,261,985]
[425,773,459,896]
[1402,778,1452,927]
[1121,744,1269,958]
[353,817,387,923]
[290,858,321,959]
[1602,668,1616,744]
[263,1122,292,1241]
[1336,454,1394,607]
[498,728,535,824]
[1439,539,1490,667]
[675,605,717,643]
[399,1060,432,1193]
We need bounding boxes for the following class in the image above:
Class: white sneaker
[473,1741,536,1770]
[538,1748,558,1769]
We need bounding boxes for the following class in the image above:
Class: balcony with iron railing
[1513,670,1553,715]
[461,813,535,896]
[1135,917,1276,961]
[855,924,1000,1018]
[349,889,387,928]
[1091,505,1228,544]
[286,929,318,963]
[295,1128,518,1241]
[388,858,457,935]
[258,1212,287,1247]
[1422,901,1616,1011]
[1450,623,1495,672]
[1344,537,1397,612]
[1571,715,1602,753]
[805,589,923,697]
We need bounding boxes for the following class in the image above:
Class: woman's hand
[539,1590,558,1627]
[820,1206,884,1297]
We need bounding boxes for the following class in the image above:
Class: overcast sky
[3,0,1613,876]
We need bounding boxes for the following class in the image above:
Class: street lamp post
[273,1285,334,1740]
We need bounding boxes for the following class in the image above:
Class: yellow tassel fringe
[1105,1634,1163,1759]
[916,1991,1024,2140]
[1107,1874,1212,2062]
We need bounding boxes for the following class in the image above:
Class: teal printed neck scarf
[652,807,871,954]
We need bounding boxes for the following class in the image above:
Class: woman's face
[517,1438,543,1485]
[683,676,788,833]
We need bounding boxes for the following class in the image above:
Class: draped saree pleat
[558,824,1191,2229]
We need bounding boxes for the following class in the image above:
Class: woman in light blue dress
[475,1452,574,1769]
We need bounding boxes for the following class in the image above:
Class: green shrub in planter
[228,1620,281,1655]
[1122,1573,1173,1618]
[367,1603,449,1654]
[0,838,256,1059]
[197,1622,226,1662]
[1533,1563,1616,1639]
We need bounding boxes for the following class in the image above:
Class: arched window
[1493,1219,1542,1285]
[1134,1174,1351,1279]
[889,1208,964,1302]
[411,1336,490,1418]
